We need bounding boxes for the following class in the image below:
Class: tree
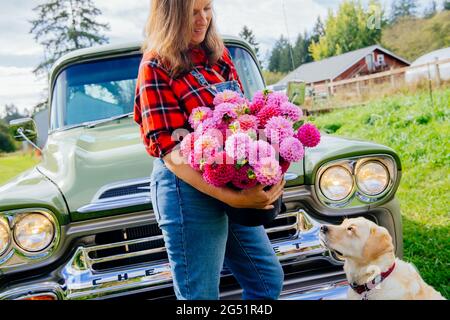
[292,32,313,67]
[423,1,438,18]
[309,0,384,61]
[0,121,17,153]
[268,35,295,73]
[444,0,450,10]
[29,0,110,76]
[390,0,418,23]
[239,25,262,65]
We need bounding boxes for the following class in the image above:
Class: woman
[134,0,285,300]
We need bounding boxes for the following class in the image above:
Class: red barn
[276,45,410,88]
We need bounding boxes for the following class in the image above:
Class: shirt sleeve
[133,60,187,158]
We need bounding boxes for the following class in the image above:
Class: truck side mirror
[9,118,39,142]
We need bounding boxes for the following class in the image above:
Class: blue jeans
[150,158,284,300]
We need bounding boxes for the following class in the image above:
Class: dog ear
[363,226,394,261]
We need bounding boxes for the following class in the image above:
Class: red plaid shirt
[133,46,244,158]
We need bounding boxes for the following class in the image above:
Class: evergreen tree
[423,1,438,18]
[29,0,110,76]
[268,35,295,73]
[309,0,383,61]
[239,25,261,64]
[444,0,450,10]
[390,0,419,23]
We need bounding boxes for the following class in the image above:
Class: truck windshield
[50,45,265,130]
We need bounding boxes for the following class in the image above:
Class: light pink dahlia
[213,90,243,106]
[231,165,258,189]
[264,116,295,144]
[233,101,251,116]
[296,123,321,148]
[213,102,238,124]
[180,132,196,158]
[267,91,289,107]
[224,132,252,161]
[193,134,220,164]
[202,152,236,187]
[188,107,212,130]
[254,157,283,186]
[280,102,303,122]
[248,140,276,166]
[280,137,304,162]
[256,103,282,128]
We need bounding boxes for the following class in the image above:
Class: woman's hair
[142,0,224,78]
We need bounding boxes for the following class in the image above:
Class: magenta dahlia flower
[188,107,212,130]
[231,165,258,189]
[280,102,303,122]
[202,152,236,187]
[280,137,304,162]
[280,158,291,174]
[256,103,282,128]
[250,90,267,114]
[253,157,283,186]
[213,102,238,124]
[296,123,321,148]
[213,90,243,106]
[224,132,252,161]
[264,116,295,144]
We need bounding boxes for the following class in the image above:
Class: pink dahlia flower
[213,102,238,124]
[254,157,283,186]
[202,152,236,187]
[296,123,321,148]
[280,137,304,162]
[180,132,196,158]
[250,90,267,114]
[267,91,289,107]
[213,90,243,105]
[264,116,295,144]
[256,103,282,128]
[193,134,220,164]
[248,140,276,166]
[280,102,303,122]
[232,165,258,189]
[225,132,252,161]
[236,114,259,132]
[188,107,212,130]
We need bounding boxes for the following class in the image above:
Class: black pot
[224,196,283,227]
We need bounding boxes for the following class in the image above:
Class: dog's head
[320,217,394,263]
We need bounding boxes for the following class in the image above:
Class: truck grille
[86,211,301,272]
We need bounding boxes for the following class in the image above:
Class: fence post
[356,80,361,96]
[434,57,441,87]
[390,66,395,88]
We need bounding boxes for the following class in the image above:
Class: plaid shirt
[133,46,244,158]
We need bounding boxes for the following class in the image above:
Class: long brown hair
[142,0,224,78]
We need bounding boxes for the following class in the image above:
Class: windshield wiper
[85,113,134,128]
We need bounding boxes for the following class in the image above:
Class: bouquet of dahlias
[180,89,321,226]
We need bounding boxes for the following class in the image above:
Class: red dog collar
[350,262,396,296]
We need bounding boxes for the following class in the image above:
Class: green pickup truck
[0,36,403,300]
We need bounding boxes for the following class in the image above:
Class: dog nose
[321,225,329,233]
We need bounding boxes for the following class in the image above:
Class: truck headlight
[356,161,389,196]
[319,166,354,201]
[0,219,10,256]
[13,213,55,252]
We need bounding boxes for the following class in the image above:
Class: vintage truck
[0,36,403,300]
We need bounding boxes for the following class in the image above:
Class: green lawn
[0,152,41,185]
[312,87,450,298]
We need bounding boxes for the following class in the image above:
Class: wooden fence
[304,57,450,111]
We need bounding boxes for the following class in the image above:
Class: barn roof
[276,45,410,86]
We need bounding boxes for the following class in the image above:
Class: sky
[0,0,432,116]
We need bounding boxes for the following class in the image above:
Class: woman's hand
[226,179,286,210]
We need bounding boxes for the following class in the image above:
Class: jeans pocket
[150,180,161,223]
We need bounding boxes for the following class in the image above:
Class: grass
[312,87,450,298]
[0,151,41,185]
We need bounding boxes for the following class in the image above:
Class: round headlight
[319,166,354,201]
[0,220,11,256]
[13,213,55,252]
[356,161,389,196]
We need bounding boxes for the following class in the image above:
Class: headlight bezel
[315,155,397,208]
[13,212,56,254]
[355,159,392,199]
[0,217,12,258]
[318,164,356,204]
[0,209,60,264]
